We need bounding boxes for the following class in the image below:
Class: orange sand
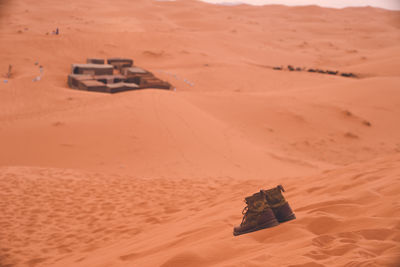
[0,0,399,266]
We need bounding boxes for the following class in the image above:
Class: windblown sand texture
[0,0,400,266]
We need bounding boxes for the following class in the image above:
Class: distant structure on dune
[67,58,171,93]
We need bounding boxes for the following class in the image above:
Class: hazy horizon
[200,0,400,10]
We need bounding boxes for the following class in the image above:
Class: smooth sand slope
[0,0,399,266]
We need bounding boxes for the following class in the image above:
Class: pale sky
[200,0,400,10]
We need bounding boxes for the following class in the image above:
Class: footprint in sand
[160,251,206,267]
[119,252,139,261]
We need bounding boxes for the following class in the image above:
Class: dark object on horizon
[262,185,296,223]
[55,28,59,35]
[233,190,279,236]
[327,70,338,75]
[341,72,356,78]
[281,65,356,78]
[287,65,295,71]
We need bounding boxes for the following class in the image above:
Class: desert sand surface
[0,0,400,266]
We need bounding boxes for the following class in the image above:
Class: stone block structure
[67,58,171,93]
[71,64,113,75]
[107,58,134,70]
[79,80,108,92]
[86,58,105,64]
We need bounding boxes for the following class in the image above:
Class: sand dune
[0,0,399,266]
[1,156,399,266]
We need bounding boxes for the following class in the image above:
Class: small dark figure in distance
[317,69,326,74]
[55,28,59,35]
[341,72,356,78]
[6,65,12,78]
[308,68,316,72]
[327,70,338,75]
[287,65,295,71]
